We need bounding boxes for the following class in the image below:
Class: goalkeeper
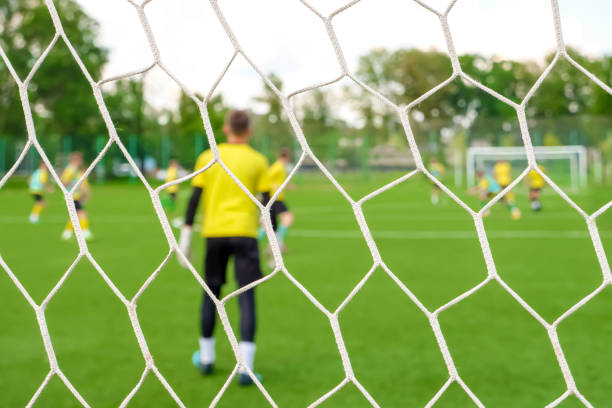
[178,110,269,386]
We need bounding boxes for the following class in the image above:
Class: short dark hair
[227,110,250,135]
[279,147,290,159]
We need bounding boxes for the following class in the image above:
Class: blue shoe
[192,350,214,375]
[237,372,263,386]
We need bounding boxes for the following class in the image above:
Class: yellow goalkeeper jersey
[61,165,88,201]
[192,143,269,238]
[165,165,179,193]
[266,160,288,201]
[528,165,546,189]
[493,161,512,186]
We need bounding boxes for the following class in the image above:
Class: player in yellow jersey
[258,148,294,253]
[471,168,520,219]
[60,152,93,240]
[162,159,181,224]
[178,110,269,386]
[493,159,512,188]
[162,159,183,228]
[527,165,546,212]
[493,160,521,220]
[28,162,52,223]
[165,159,180,202]
[428,157,445,205]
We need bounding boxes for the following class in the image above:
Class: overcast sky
[76,0,612,112]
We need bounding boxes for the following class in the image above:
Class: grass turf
[0,172,611,407]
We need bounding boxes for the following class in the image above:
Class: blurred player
[493,159,521,219]
[178,110,269,386]
[473,169,501,216]
[28,162,52,223]
[493,159,512,188]
[428,157,445,205]
[165,159,179,204]
[60,152,93,240]
[258,148,294,253]
[162,159,182,227]
[473,169,521,219]
[527,165,546,212]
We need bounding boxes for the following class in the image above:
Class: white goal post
[464,145,588,191]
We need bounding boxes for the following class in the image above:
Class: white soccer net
[0,0,611,407]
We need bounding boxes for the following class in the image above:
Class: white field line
[0,215,161,223]
[4,214,607,240]
[297,213,587,221]
[290,229,612,240]
[0,210,595,223]
[295,202,591,213]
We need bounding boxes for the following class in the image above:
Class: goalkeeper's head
[278,147,291,164]
[223,110,252,143]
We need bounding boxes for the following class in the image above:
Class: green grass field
[1,172,611,407]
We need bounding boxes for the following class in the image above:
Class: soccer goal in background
[463,145,602,192]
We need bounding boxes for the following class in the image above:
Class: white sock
[238,341,256,374]
[199,337,215,365]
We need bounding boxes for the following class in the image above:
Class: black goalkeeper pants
[201,237,261,343]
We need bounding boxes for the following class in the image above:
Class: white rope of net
[0,0,610,406]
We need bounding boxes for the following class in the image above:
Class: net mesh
[1,0,611,407]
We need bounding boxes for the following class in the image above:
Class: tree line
[1,0,612,172]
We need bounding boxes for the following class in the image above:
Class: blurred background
[1,1,611,407]
[1,0,612,185]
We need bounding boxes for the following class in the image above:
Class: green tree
[104,79,148,138]
[356,48,460,120]
[0,0,108,155]
[252,73,293,159]
[164,92,227,168]
[527,49,612,146]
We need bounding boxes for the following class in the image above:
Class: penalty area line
[289,229,612,240]
[1,217,609,239]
